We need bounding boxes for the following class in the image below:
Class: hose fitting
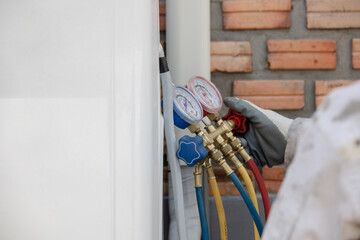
[229,136,251,162]
[194,162,202,188]
[205,124,217,133]
[188,123,201,134]
[219,141,243,169]
[207,112,220,122]
[209,147,233,176]
[204,158,216,180]
[189,117,234,176]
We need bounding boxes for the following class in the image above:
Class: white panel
[113,0,162,239]
[0,99,111,240]
[0,0,112,98]
[0,0,162,239]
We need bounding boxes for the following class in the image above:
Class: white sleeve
[262,82,360,240]
[284,118,311,167]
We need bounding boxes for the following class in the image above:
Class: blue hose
[195,187,210,240]
[229,172,264,236]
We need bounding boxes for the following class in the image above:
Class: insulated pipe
[166,0,210,142]
[166,2,210,239]
[166,0,210,85]
[159,45,188,240]
[238,165,260,240]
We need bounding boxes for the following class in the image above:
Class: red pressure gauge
[187,76,223,116]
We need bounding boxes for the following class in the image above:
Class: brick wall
[210,0,360,119]
[160,0,360,196]
[233,80,304,110]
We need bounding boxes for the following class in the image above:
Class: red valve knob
[222,109,249,134]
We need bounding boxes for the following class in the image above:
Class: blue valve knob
[176,135,208,167]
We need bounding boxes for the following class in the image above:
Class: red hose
[247,159,271,220]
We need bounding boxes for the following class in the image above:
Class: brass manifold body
[191,113,262,240]
[189,112,252,176]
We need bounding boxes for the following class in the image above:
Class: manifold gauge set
[166,75,269,240]
[172,76,223,129]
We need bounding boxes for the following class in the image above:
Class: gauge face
[188,76,222,113]
[174,87,203,123]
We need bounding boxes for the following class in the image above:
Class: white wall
[0,0,162,239]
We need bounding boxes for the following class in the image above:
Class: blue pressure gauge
[173,86,203,129]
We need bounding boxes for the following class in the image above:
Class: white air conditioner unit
[0,1,163,239]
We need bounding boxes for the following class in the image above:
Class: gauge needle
[202,87,209,99]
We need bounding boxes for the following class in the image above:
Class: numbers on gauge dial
[193,78,221,109]
[175,88,201,120]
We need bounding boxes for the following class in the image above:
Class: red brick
[268,52,336,70]
[163,167,168,181]
[315,96,326,107]
[353,53,360,69]
[163,182,168,196]
[306,0,360,12]
[223,0,291,12]
[219,182,230,196]
[209,181,228,196]
[234,80,304,96]
[211,41,252,73]
[268,39,336,53]
[315,80,355,107]
[353,39,360,69]
[353,39,360,52]
[306,0,360,29]
[262,166,285,181]
[223,12,291,30]
[315,80,354,95]
[159,2,166,31]
[267,39,337,70]
[159,2,165,14]
[246,169,254,182]
[307,12,360,29]
[242,96,304,110]
[211,56,252,72]
[264,180,282,194]
[211,42,251,56]
[223,0,291,30]
[228,181,240,196]
[233,80,304,110]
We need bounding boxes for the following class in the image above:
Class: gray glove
[224,97,292,168]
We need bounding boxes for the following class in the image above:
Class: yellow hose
[205,160,228,240]
[209,178,228,240]
[238,165,260,240]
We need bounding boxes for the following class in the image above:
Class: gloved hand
[224,97,293,168]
